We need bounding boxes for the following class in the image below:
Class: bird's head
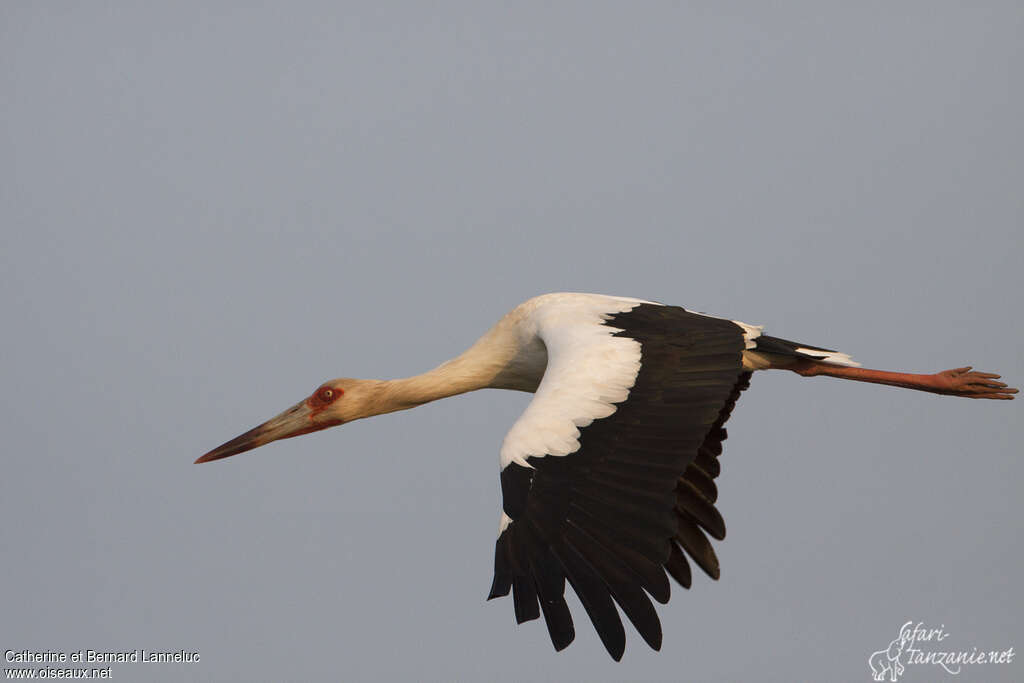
[195,378,384,464]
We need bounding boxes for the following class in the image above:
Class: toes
[937,368,1015,398]
[962,372,1011,390]
[972,387,1018,399]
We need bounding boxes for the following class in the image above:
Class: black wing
[488,304,751,659]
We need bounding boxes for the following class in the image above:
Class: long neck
[373,320,538,414]
[378,357,495,412]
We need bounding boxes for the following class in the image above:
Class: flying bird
[196,293,1016,660]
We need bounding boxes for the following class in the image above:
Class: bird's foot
[929,367,1018,399]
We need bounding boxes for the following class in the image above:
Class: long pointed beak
[196,399,318,464]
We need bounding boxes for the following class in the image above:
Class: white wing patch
[498,294,650,470]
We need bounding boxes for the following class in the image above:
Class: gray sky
[2,3,1022,681]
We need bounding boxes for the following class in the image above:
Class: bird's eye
[317,387,339,403]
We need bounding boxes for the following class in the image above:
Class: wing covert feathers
[490,304,752,659]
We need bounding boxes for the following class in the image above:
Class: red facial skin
[306,384,344,427]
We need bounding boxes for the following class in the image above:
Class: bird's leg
[788,360,1017,399]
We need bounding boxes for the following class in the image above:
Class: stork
[196,293,1016,660]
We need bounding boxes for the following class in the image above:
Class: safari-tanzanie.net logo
[868,621,1015,681]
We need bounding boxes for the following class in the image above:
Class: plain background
[3,3,1021,681]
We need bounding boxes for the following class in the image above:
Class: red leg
[789,361,1017,400]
